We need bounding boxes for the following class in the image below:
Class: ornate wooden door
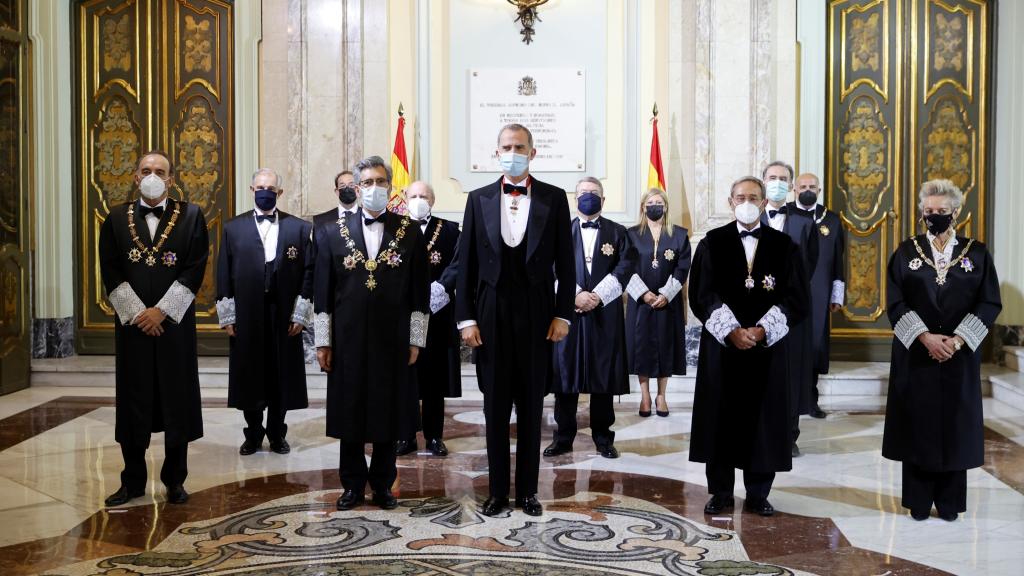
[74,0,234,354]
[0,0,30,394]
[827,0,992,359]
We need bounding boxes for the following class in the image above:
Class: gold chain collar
[126,200,182,267]
[337,213,412,290]
[911,236,974,286]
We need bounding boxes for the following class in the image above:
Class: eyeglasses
[359,178,390,188]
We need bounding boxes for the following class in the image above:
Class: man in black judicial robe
[99,151,209,507]
[396,181,462,457]
[216,168,313,456]
[314,156,430,511]
[546,177,635,460]
[689,176,808,517]
[761,161,818,457]
[791,173,846,417]
[456,123,575,517]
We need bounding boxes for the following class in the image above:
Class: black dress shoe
[372,490,399,510]
[745,498,774,516]
[911,508,930,521]
[938,510,958,522]
[239,438,261,455]
[269,438,291,454]
[166,485,189,505]
[515,495,543,516]
[480,496,510,517]
[703,495,735,514]
[810,405,827,419]
[597,444,620,459]
[395,439,418,456]
[425,438,449,456]
[336,489,365,510]
[791,443,802,457]
[104,485,145,507]
[543,442,572,457]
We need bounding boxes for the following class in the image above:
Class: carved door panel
[0,0,30,395]
[74,0,233,354]
[827,0,992,359]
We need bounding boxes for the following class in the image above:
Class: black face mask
[924,213,954,235]
[338,186,358,205]
[645,205,665,222]
[798,191,818,207]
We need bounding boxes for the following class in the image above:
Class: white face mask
[407,197,431,220]
[139,174,167,200]
[765,180,789,203]
[734,201,761,225]
[362,185,390,212]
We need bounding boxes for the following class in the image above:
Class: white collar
[736,221,762,234]
[502,175,531,189]
[139,198,169,210]
[926,231,958,249]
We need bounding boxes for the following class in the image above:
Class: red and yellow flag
[647,103,666,192]
[388,104,410,214]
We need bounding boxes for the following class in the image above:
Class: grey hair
[918,179,963,211]
[761,160,794,181]
[353,155,393,184]
[576,176,604,195]
[730,176,766,199]
[251,168,283,188]
[497,123,534,148]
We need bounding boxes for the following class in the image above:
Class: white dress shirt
[580,216,599,274]
[141,198,169,240]
[926,231,958,269]
[766,204,786,231]
[254,209,279,263]
[419,216,432,236]
[500,176,531,247]
[362,211,385,260]
[738,221,761,265]
[337,204,359,219]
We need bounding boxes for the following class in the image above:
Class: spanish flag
[388,104,410,214]
[647,103,666,192]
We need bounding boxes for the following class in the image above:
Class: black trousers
[553,393,615,448]
[421,393,445,440]
[902,461,967,514]
[339,442,397,494]
[120,441,188,490]
[706,460,775,500]
[243,297,287,443]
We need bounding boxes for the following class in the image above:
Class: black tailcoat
[552,216,635,395]
[313,210,431,443]
[417,216,462,398]
[688,222,808,473]
[217,211,313,411]
[454,177,575,397]
[882,236,1001,471]
[98,198,209,447]
[625,225,691,377]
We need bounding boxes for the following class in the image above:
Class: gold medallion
[601,243,615,256]
[819,224,830,237]
[365,259,378,272]
[128,248,142,263]
[286,245,299,259]
[145,254,157,267]
[365,276,378,291]
[744,276,755,290]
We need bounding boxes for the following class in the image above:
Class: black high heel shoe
[655,395,670,417]
[639,398,652,417]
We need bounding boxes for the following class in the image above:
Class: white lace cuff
[658,276,684,303]
[155,281,195,324]
[831,280,845,306]
[410,311,429,347]
[705,304,741,345]
[626,274,650,301]
[954,313,988,352]
[429,281,450,314]
[215,297,236,327]
[291,296,313,328]
[894,310,928,349]
[109,282,146,326]
[314,312,332,347]
[756,305,789,347]
[593,275,623,307]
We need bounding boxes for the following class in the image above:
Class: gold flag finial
[398,103,404,117]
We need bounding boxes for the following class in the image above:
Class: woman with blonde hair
[625,188,691,417]
[883,179,1001,522]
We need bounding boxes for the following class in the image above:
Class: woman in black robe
[625,188,691,417]
[883,179,1001,522]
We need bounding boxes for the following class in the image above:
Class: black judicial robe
[625,225,691,377]
[882,236,1001,472]
[98,198,209,447]
[552,217,636,395]
[314,210,430,443]
[762,207,818,415]
[688,222,808,473]
[454,177,575,397]
[789,203,846,374]
[217,211,313,411]
[417,216,462,399]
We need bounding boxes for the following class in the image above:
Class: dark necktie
[581,221,600,229]
[256,213,276,223]
[364,214,386,226]
[504,185,528,196]
[768,206,787,219]
[139,205,164,219]
[739,229,762,239]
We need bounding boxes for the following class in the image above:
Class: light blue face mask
[362,185,390,212]
[499,152,530,177]
[765,180,789,203]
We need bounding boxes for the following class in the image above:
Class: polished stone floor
[0,386,1022,575]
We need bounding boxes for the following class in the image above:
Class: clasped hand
[728,326,766,350]
[134,307,166,336]
[574,291,601,314]
[918,332,959,362]
[642,291,669,310]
